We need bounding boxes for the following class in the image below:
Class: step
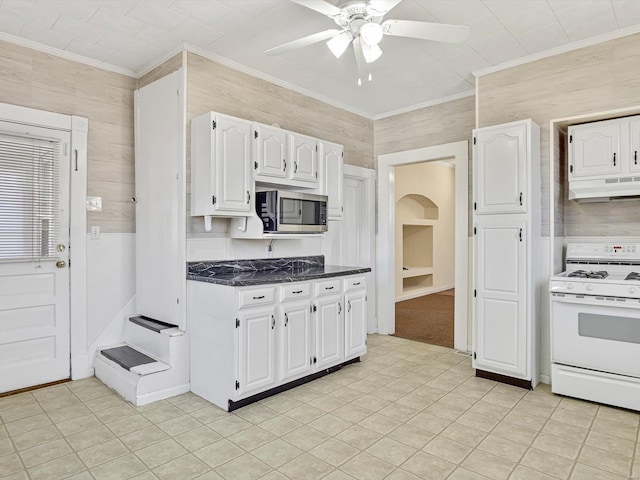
[100,345,169,375]
[129,315,183,336]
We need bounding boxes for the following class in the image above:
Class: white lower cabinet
[189,274,367,411]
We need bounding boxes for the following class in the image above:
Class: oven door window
[280,198,319,225]
[579,313,640,344]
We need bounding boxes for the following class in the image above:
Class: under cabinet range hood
[569,176,640,202]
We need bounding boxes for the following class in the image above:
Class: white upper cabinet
[253,123,288,180]
[474,123,527,214]
[191,112,252,217]
[629,117,640,174]
[569,118,621,179]
[289,132,318,184]
[320,141,344,220]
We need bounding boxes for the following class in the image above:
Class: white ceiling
[2,0,640,117]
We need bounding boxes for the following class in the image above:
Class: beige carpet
[394,290,454,347]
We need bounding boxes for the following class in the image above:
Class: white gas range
[550,242,640,411]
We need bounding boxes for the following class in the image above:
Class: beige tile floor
[1,334,639,480]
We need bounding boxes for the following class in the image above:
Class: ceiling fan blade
[290,0,341,17]
[265,29,340,55]
[382,19,470,43]
[367,0,403,16]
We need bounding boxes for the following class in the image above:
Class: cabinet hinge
[235,380,239,390]
[315,171,318,179]
[315,144,318,152]
[212,195,217,205]
[473,352,476,360]
[341,151,344,158]
[313,356,317,364]
[254,161,258,170]
[569,165,573,174]
[474,289,477,298]
[569,134,572,143]
[313,305,317,312]
[473,202,476,211]
[254,130,258,139]
[212,120,216,130]
[473,137,476,145]
[473,227,476,235]
[235,318,239,328]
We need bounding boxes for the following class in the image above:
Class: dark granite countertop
[187,256,371,286]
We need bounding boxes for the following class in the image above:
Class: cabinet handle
[348,300,351,312]
[283,158,287,171]
[635,151,638,165]
[353,282,360,286]
[613,152,616,166]
[338,302,342,314]
[246,191,251,204]
[284,313,288,327]
[519,228,523,242]
[325,286,334,290]
[252,295,265,300]
[271,315,275,329]
[519,192,523,206]
[292,290,303,294]
[294,161,298,173]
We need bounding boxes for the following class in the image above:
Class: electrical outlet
[86,196,102,212]
[91,226,100,240]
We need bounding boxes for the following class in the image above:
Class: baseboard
[476,369,533,390]
[137,383,191,406]
[539,374,550,384]
[395,284,456,303]
[71,353,93,380]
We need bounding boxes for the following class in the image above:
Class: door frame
[0,102,89,379]
[377,141,469,350]
[343,164,377,333]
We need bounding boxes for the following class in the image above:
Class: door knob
[56,260,67,269]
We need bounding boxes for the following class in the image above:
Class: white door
[237,306,276,396]
[321,141,343,219]
[315,295,343,368]
[280,300,312,382]
[289,133,317,183]
[0,121,71,393]
[474,219,527,378]
[215,115,252,213]
[474,123,527,214]
[569,119,621,179]
[344,290,366,357]
[629,117,640,174]
[254,123,287,179]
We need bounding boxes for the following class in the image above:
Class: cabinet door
[237,306,276,396]
[569,119,621,179]
[315,294,344,368]
[474,123,527,214]
[289,133,318,183]
[474,219,527,378]
[254,124,287,179]
[630,117,640,174]
[215,115,252,213]
[280,300,313,382]
[321,141,344,220]
[344,291,366,358]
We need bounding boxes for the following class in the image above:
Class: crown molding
[473,24,640,78]
[0,31,137,78]
[373,89,476,120]
[182,43,374,119]
[135,44,185,78]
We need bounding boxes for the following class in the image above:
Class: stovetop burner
[567,270,609,279]
[625,272,640,281]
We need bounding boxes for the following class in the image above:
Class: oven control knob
[631,287,637,294]
[586,284,593,291]
[564,283,573,290]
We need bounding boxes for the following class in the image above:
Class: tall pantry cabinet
[472,119,541,389]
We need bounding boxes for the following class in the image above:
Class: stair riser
[124,319,171,363]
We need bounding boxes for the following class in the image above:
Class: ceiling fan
[265,0,471,85]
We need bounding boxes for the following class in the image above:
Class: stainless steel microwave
[256,190,328,233]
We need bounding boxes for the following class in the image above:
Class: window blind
[0,132,60,261]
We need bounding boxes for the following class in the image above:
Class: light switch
[86,196,102,211]
[91,226,100,240]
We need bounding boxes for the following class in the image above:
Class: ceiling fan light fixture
[361,42,382,63]
[327,31,352,58]
[359,22,384,46]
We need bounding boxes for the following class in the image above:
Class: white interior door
[0,121,71,393]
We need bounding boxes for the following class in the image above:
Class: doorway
[377,141,469,351]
